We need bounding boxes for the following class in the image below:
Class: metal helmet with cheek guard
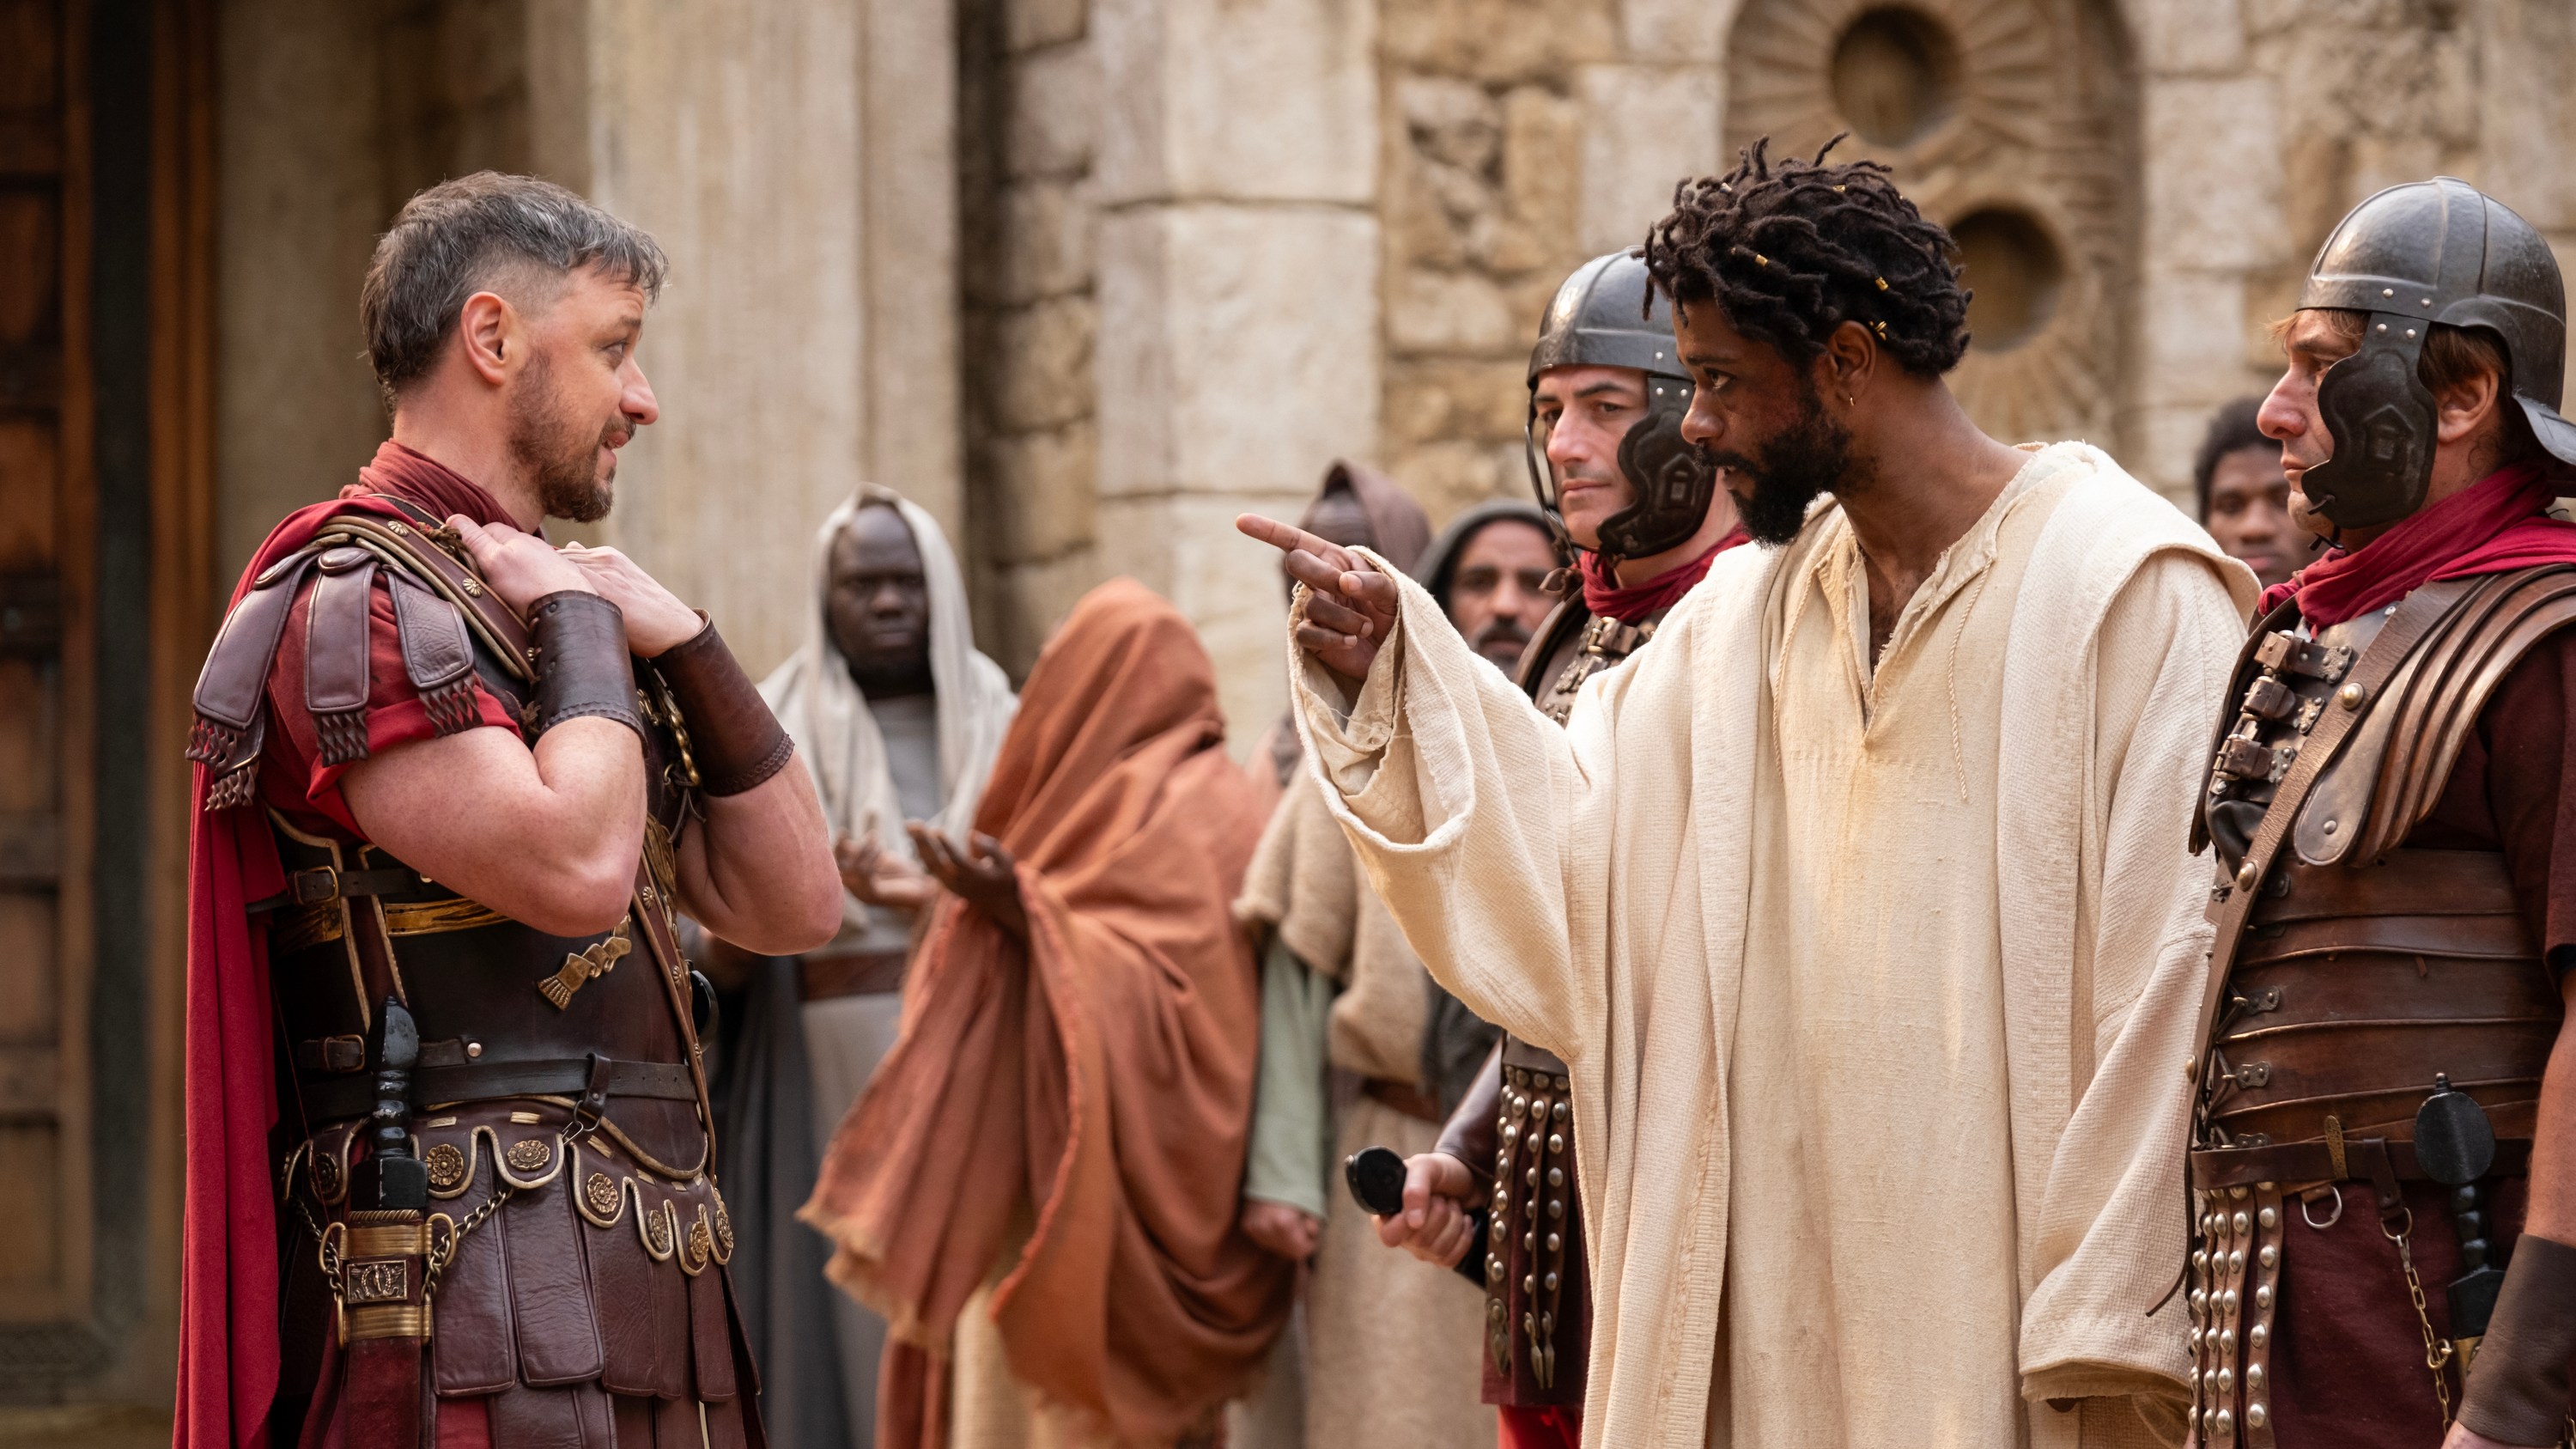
[2297,177,2576,531]
[1524,251,1719,570]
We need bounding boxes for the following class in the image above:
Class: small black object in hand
[1345,1146,1407,1217]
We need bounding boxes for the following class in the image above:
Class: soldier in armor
[1368,250,1742,1449]
[175,173,843,1449]
[2186,179,2576,1449]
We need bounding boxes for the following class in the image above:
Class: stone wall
[2129,0,2576,502]
[963,0,1381,744]
[1376,0,1724,525]
[216,0,959,678]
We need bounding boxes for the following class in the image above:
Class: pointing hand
[1233,514,1400,683]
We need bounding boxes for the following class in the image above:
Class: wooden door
[0,0,97,1336]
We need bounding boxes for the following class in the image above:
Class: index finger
[1236,513,1346,565]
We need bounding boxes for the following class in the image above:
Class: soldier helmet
[2296,177,2576,531]
[1524,252,1720,569]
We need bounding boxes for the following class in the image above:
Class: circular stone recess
[1829,7,1961,148]
[1950,206,2063,351]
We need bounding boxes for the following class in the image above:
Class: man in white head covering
[719,485,1016,1449]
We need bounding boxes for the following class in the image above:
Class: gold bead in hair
[1874,277,1889,291]
[1872,320,1887,337]
[1832,185,1846,192]
[1753,253,1770,267]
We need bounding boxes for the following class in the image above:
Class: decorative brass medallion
[313,1150,343,1201]
[712,1201,734,1256]
[586,1172,620,1220]
[644,1203,675,1256]
[506,1138,553,1172]
[424,1142,467,1190]
[344,1259,410,1304]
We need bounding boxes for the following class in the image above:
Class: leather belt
[248,865,422,913]
[296,1056,699,1121]
[1363,1076,1446,1124]
[2192,1136,2532,1189]
[799,949,909,1001]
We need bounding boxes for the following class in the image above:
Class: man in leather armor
[176,172,842,1449]
[2185,178,2576,1449]
[1366,250,1742,1449]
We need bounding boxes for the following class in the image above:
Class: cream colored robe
[1291,444,2258,1449]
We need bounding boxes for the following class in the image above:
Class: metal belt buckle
[290,866,343,904]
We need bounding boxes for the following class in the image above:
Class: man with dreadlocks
[1237,138,2257,1448]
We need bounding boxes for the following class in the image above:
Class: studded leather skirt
[276,1098,758,1447]
[1481,1044,1589,1409]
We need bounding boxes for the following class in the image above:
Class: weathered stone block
[2134,0,2245,76]
[1385,357,1530,447]
[2139,266,2246,386]
[1093,0,1376,205]
[1400,75,1503,172]
[2142,76,2287,273]
[993,294,1097,433]
[1495,85,1581,274]
[1388,266,1518,354]
[1096,204,1381,500]
[1385,137,1479,271]
[1381,0,1617,86]
[1390,438,1518,524]
[1008,40,1099,180]
[1578,64,1720,257]
[1619,0,1728,63]
[983,177,1096,307]
[1005,0,1086,53]
[978,420,1098,563]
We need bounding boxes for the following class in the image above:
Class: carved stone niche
[1726,0,2140,449]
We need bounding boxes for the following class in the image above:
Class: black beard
[1708,386,1853,545]
[510,353,619,524]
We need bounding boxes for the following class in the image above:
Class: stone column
[550,0,960,678]
[2129,0,2286,506]
[1091,0,1380,744]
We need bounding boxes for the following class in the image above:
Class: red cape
[2262,461,2576,626]
[176,446,514,1449]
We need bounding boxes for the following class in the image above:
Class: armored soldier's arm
[661,618,841,955]
[2454,634,2576,1446]
[343,593,653,937]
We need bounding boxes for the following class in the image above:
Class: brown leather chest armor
[2184,567,2576,1447]
[197,503,753,1446]
[1525,594,1658,726]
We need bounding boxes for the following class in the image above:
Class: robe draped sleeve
[2014,547,2251,1428]
[1289,557,1607,1066]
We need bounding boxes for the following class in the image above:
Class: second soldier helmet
[1525,252,1720,569]
[2296,178,2576,531]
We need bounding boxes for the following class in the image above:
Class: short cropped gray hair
[360,172,668,402]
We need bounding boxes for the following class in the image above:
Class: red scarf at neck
[1577,526,1751,623]
[349,440,519,528]
[2263,461,2576,626]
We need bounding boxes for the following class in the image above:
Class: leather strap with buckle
[295,1055,697,1121]
[249,865,422,913]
